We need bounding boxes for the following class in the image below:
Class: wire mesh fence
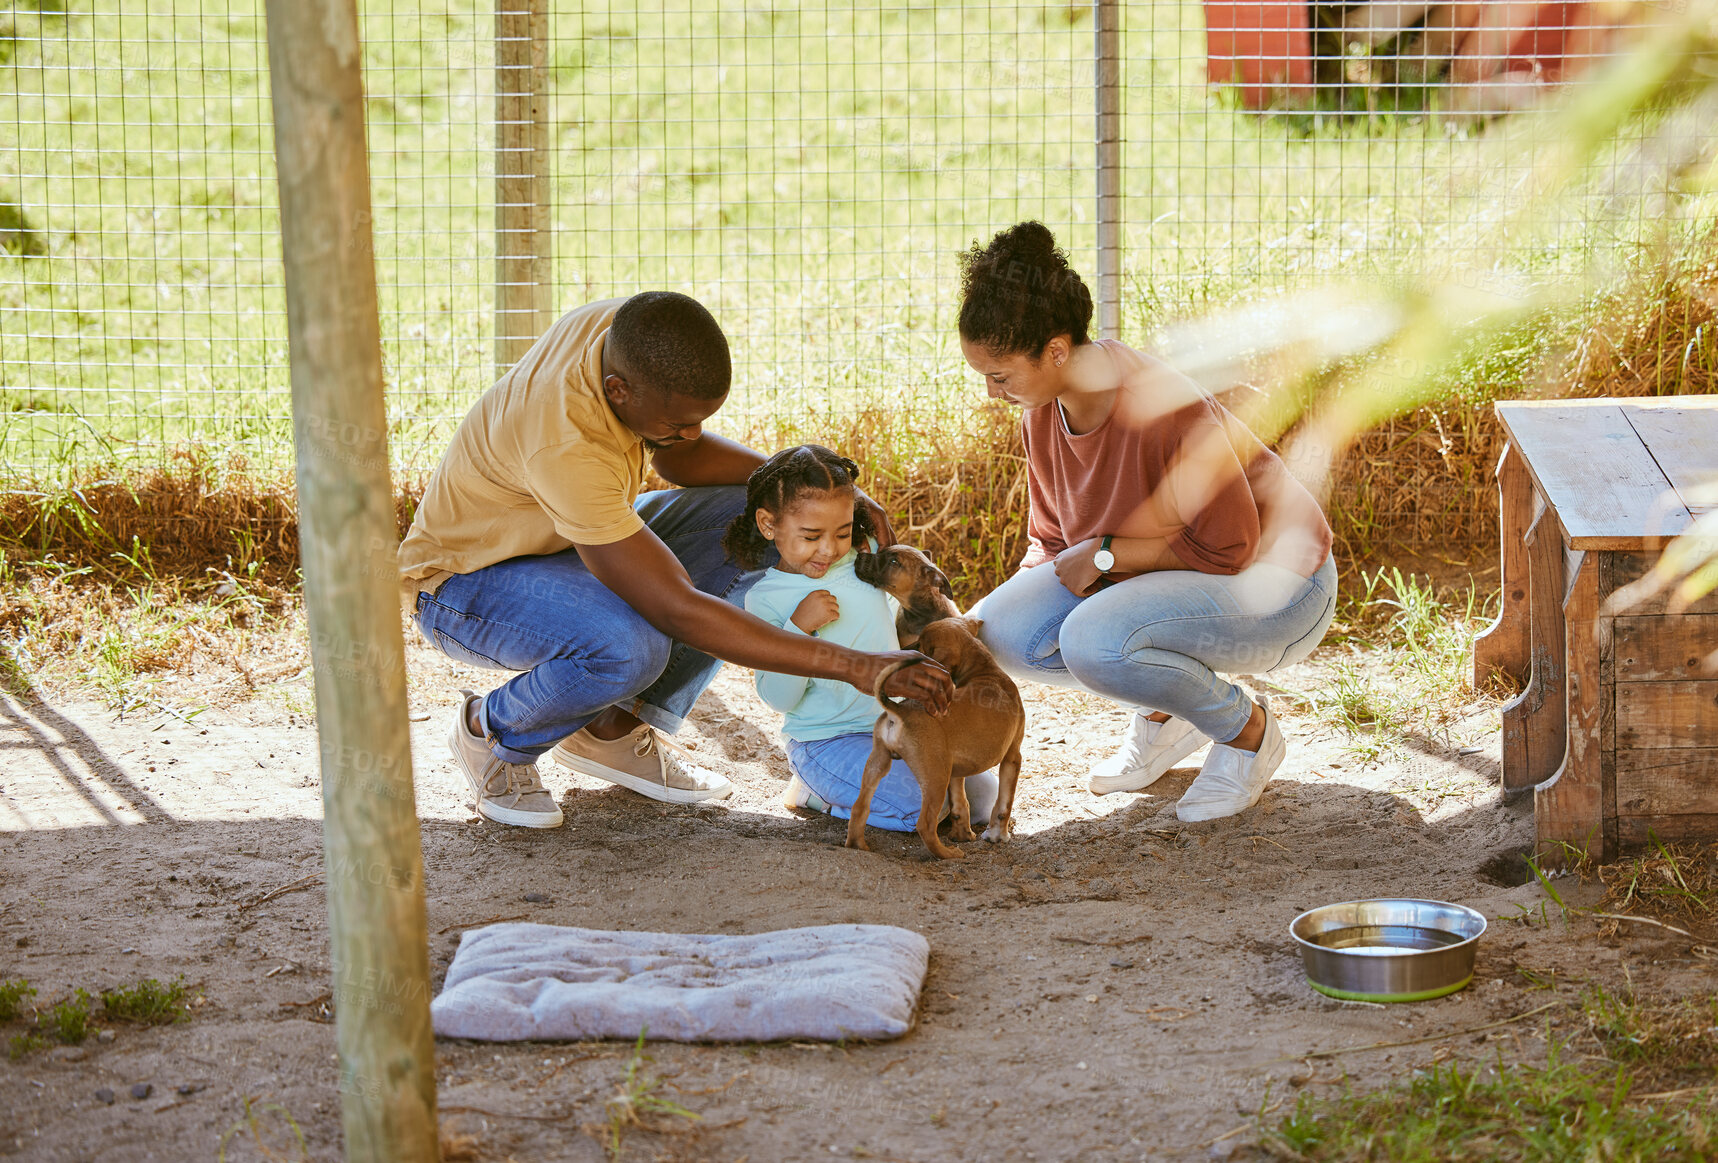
[0,1,1701,480]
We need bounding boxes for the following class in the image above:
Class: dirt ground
[1,626,1712,1162]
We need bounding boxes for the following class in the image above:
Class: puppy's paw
[844,834,871,852]
[949,822,976,842]
[981,820,1012,843]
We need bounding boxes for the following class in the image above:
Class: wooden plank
[1496,401,1691,550]
[1615,680,1718,749]
[494,0,553,375]
[1618,814,1718,848]
[1607,552,1718,616]
[1616,749,1718,815]
[1621,399,1718,517]
[1474,441,1533,689]
[1535,552,1608,864]
[1613,615,1718,681]
[1600,553,1619,858]
[1502,510,1567,790]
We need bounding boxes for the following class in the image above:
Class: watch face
[1094,550,1115,571]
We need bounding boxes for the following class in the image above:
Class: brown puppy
[846,616,1025,860]
[853,545,959,647]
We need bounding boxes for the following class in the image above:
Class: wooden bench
[1472,397,1718,865]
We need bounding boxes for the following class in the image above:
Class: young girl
[725,445,998,832]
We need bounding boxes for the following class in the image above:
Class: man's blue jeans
[413,486,772,763]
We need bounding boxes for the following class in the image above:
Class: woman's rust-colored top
[1019,339,1333,579]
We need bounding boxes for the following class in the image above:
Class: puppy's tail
[873,657,921,712]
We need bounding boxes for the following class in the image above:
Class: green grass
[0,1,1696,480]
[41,987,93,1044]
[1311,566,1493,759]
[604,1028,699,1159]
[1269,1048,1717,1161]
[101,975,190,1025]
[1273,981,1718,1161]
[0,977,35,1022]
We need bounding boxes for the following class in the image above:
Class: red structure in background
[1206,2,1641,111]
[1205,2,1316,109]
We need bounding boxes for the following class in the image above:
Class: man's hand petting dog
[791,590,840,633]
[854,488,896,549]
[1054,537,1108,596]
[857,651,952,715]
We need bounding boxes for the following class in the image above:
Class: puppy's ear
[945,638,985,686]
[958,615,985,637]
[934,569,954,600]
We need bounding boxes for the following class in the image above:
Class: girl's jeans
[975,554,1337,746]
[413,486,770,763]
[787,734,999,833]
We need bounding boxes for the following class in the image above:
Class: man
[400,292,950,828]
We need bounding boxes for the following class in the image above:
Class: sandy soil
[1,631,1711,1162]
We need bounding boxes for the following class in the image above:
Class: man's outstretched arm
[576,526,950,710]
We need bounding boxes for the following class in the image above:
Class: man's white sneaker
[1175,698,1285,822]
[1088,713,1208,795]
[448,690,564,829]
[552,724,733,804]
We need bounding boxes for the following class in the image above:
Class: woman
[960,222,1337,821]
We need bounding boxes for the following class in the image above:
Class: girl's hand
[791,590,840,633]
[1053,538,1105,596]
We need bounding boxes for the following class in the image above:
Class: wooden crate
[1475,398,1718,864]
[1609,554,1718,849]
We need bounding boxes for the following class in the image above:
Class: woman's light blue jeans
[974,554,1337,746]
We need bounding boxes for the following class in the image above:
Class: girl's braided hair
[722,444,875,570]
[957,220,1093,357]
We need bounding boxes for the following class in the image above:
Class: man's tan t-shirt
[398,298,648,602]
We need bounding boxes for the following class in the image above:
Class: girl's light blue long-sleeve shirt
[743,549,899,741]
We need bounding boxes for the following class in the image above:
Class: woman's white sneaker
[1175,698,1285,822]
[1088,713,1208,795]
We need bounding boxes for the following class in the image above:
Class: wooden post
[1535,551,1609,866]
[263,3,440,1159]
[1473,441,1533,689]
[1501,507,1568,791]
[495,0,553,376]
[1093,0,1123,339]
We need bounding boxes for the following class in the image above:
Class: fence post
[1094,0,1123,340]
[262,2,440,1159]
[495,0,553,377]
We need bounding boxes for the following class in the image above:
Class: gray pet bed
[432,921,930,1043]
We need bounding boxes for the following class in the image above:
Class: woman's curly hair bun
[957,220,1093,358]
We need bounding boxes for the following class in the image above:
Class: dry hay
[1597,841,1718,927]
[5,251,1716,603]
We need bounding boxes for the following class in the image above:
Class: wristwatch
[1092,535,1116,573]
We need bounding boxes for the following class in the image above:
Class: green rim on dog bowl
[1306,976,1475,1004]
[1290,899,1486,1005]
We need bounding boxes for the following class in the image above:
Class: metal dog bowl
[1290,898,1486,1003]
